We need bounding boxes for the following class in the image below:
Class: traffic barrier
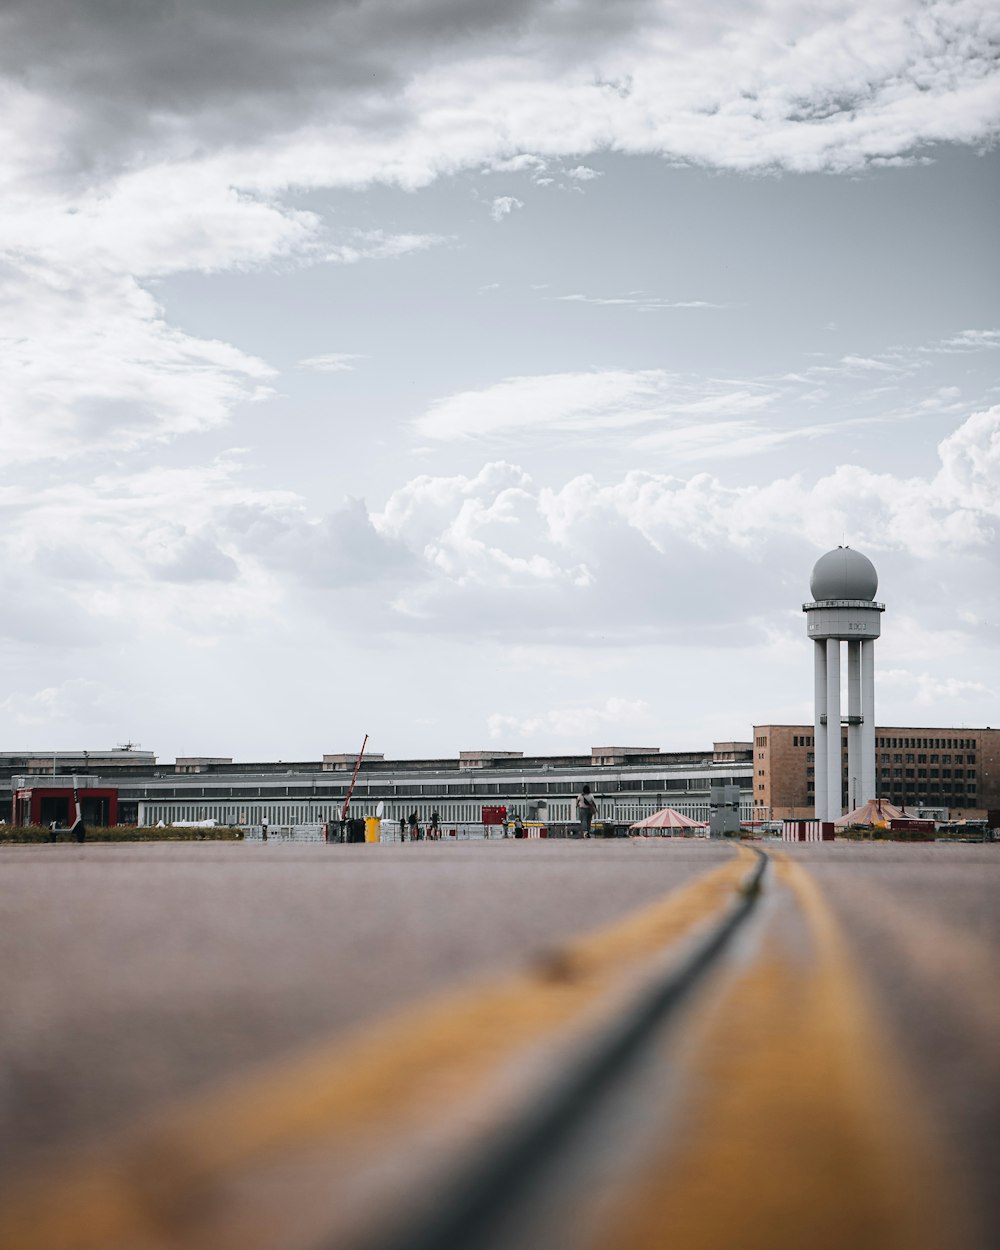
[782,820,835,842]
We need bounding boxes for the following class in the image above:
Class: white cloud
[373,403,1000,648]
[298,353,366,373]
[324,230,444,263]
[0,679,114,730]
[489,196,524,222]
[488,697,652,743]
[880,669,993,705]
[933,329,1000,352]
[553,292,724,310]
[566,165,602,180]
[0,261,275,467]
[414,369,782,441]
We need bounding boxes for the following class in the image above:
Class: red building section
[13,785,118,828]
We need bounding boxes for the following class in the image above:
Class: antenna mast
[341,734,369,822]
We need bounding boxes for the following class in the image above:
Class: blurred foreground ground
[1,840,997,1248]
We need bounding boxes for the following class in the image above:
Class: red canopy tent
[630,807,708,834]
[834,798,906,828]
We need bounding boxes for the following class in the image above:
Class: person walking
[576,785,597,838]
[429,809,440,840]
[399,815,407,842]
[408,810,420,841]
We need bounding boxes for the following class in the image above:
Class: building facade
[752,724,1000,823]
[5,743,756,829]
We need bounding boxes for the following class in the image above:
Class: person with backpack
[576,785,597,838]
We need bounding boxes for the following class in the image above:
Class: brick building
[752,724,1000,823]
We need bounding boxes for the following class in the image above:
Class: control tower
[804,547,884,822]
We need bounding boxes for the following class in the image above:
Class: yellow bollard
[364,817,381,844]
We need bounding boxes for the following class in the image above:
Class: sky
[1,0,998,763]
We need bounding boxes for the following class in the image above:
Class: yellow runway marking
[590,853,974,1250]
[0,850,752,1250]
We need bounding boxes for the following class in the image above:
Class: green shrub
[0,825,243,844]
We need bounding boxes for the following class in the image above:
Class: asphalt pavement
[1,839,997,1249]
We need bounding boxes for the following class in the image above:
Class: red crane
[341,734,369,822]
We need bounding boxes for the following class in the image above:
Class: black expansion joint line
[349,847,770,1250]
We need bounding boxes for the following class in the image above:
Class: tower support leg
[862,638,876,804]
[814,640,828,822]
[826,639,842,821]
[847,640,862,814]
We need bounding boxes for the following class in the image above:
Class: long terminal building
[3,727,999,829]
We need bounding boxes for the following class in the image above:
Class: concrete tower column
[846,640,862,813]
[805,546,883,825]
[825,638,842,821]
[861,638,877,803]
[813,640,828,824]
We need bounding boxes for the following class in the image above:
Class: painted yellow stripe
[0,849,752,1250]
[588,853,974,1250]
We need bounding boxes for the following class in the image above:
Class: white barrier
[782,820,835,842]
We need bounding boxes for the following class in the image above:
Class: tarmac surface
[1,838,998,1248]
[0,840,734,1167]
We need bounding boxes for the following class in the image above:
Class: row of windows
[790,735,979,752]
[124,775,745,802]
[806,785,974,797]
[878,754,973,765]
[880,768,974,779]
[876,736,976,750]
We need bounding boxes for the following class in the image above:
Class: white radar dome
[809,547,878,602]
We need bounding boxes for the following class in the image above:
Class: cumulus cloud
[1,2,997,481]
[880,669,993,705]
[0,261,275,467]
[374,404,1000,645]
[488,697,652,742]
[0,679,114,730]
[3,0,998,194]
[490,196,524,221]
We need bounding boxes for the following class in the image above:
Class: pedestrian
[513,815,525,839]
[399,815,407,842]
[429,809,440,840]
[261,818,268,843]
[576,785,597,838]
[408,810,420,841]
